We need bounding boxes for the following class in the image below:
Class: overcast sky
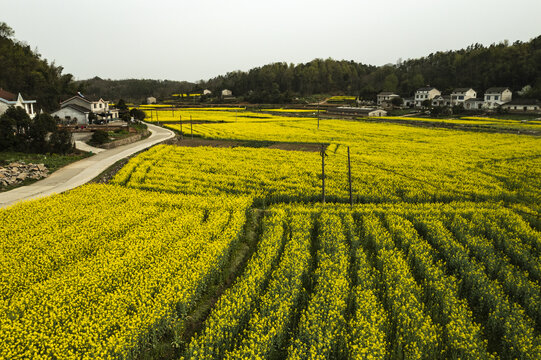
[2,0,540,82]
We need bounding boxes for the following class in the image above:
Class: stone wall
[0,163,49,187]
[100,130,151,149]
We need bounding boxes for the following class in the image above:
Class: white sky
[2,0,540,82]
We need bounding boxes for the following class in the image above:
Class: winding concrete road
[0,122,175,209]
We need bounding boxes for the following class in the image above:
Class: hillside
[0,23,76,112]
[197,36,541,102]
[76,77,194,104]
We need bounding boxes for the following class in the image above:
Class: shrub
[90,130,109,145]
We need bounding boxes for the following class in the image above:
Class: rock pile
[0,162,49,187]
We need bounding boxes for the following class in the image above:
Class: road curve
[0,122,175,209]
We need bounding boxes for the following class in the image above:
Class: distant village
[377,86,540,112]
[1,85,540,126]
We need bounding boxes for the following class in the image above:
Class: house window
[99,103,103,109]
[495,96,499,100]
[459,96,464,100]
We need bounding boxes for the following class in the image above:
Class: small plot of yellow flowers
[327,95,357,102]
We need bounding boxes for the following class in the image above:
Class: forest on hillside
[0,23,76,112]
[198,36,541,102]
[1,19,540,105]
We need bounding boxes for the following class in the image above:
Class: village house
[146,96,156,104]
[0,89,37,118]
[464,98,485,111]
[501,99,541,113]
[221,89,233,98]
[203,89,212,95]
[415,87,441,107]
[377,92,400,106]
[431,95,451,107]
[484,87,512,109]
[51,93,119,125]
[402,97,415,108]
[451,88,477,105]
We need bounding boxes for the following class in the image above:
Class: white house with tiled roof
[415,86,441,107]
[451,88,477,105]
[377,92,400,105]
[0,89,37,118]
[52,93,118,124]
[484,87,512,109]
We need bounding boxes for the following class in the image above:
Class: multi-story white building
[377,92,400,106]
[451,88,477,105]
[415,87,441,107]
[52,93,118,125]
[0,89,37,118]
[484,87,512,109]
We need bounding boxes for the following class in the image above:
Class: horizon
[2,0,541,82]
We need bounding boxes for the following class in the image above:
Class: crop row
[181,205,541,359]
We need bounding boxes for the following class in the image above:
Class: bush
[50,128,73,154]
[90,130,109,145]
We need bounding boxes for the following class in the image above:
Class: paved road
[0,123,175,209]
[72,133,106,153]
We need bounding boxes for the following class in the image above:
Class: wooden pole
[321,144,326,204]
[317,105,320,129]
[348,146,353,207]
[180,115,183,139]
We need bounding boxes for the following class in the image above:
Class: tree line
[1,20,540,107]
[0,23,77,112]
[197,36,541,103]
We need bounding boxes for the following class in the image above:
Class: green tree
[383,73,399,92]
[391,96,403,106]
[0,111,16,150]
[50,128,73,154]
[28,113,56,153]
[0,22,14,38]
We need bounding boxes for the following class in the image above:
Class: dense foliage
[77,77,195,104]
[0,107,73,153]
[0,23,76,112]
[198,36,541,102]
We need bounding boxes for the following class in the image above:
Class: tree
[129,108,146,121]
[87,112,97,124]
[391,96,403,107]
[116,99,128,112]
[49,128,73,154]
[28,113,56,153]
[383,74,399,92]
[0,112,16,151]
[90,130,108,145]
[0,22,14,38]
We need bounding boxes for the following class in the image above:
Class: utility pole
[179,115,183,139]
[348,146,353,207]
[320,144,327,204]
[317,105,320,129]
